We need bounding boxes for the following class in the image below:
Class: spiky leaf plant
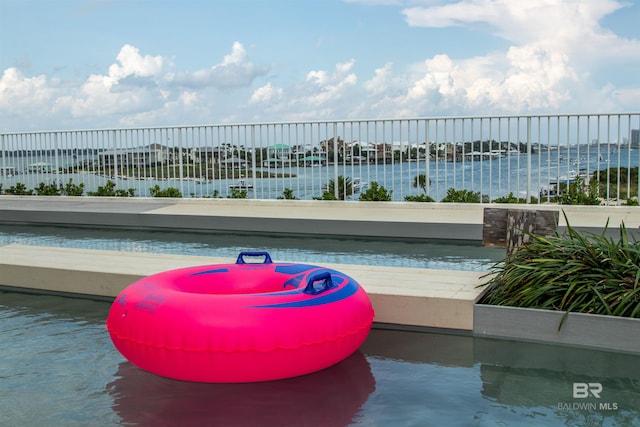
[480,214,640,325]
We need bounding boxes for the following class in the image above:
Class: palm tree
[413,174,431,193]
[325,175,354,200]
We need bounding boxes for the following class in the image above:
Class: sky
[1,0,639,132]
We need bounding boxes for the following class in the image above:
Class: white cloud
[249,82,284,104]
[363,62,394,94]
[0,67,52,110]
[109,44,165,83]
[0,1,638,131]
[394,0,638,115]
[173,41,269,88]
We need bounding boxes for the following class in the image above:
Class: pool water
[0,223,505,271]
[2,291,639,426]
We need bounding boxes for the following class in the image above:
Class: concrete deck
[0,244,488,331]
[0,196,638,240]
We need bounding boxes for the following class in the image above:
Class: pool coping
[474,304,640,355]
[0,244,488,332]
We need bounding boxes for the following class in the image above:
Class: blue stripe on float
[188,268,229,276]
[275,264,319,275]
[250,279,359,308]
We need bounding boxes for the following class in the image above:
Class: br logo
[573,382,602,398]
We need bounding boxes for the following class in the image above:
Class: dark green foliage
[412,174,430,192]
[593,166,639,200]
[404,194,436,202]
[441,188,482,203]
[62,179,85,196]
[227,188,248,199]
[4,183,33,195]
[359,181,392,201]
[323,176,353,200]
[480,214,640,323]
[34,182,62,196]
[492,192,528,204]
[277,188,298,200]
[87,180,135,197]
[314,191,338,200]
[149,185,182,198]
[555,177,600,205]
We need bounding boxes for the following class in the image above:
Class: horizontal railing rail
[1,113,639,205]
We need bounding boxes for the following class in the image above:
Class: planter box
[474,304,640,354]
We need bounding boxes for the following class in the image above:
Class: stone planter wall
[474,304,640,354]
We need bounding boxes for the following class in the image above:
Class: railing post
[526,117,532,203]
[333,122,339,199]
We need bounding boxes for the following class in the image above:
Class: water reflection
[107,351,375,427]
[0,223,504,271]
[2,292,640,426]
[362,329,640,426]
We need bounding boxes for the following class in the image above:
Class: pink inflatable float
[106,251,374,383]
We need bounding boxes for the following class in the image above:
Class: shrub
[480,215,640,323]
[441,188,482,203]
[34,182,62,196]
[277,188,298,200]
[228,188,248,199]
[555,177,600,205]
[323,176,354,200]
[88,180,135,197]
[404,194,435,202]
[149,185,182,198]
[359,181,392,201]
[4,183,33,195]
[62,179,85,196]
[492,192,528,204]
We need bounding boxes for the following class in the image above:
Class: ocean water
[1,291,639,426]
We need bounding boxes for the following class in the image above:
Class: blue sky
[1,0,639,132]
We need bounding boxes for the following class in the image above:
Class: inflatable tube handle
[304,271,335,295]
[236,251,273,264]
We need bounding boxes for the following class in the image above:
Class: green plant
[555,177,600,205]
[480,215,640,325]
[322,175,354,200]
[491,192,523,203]
[62,179,85,196]
[441,188,482,203]
[359,181,392,201]
[34,182,62,196]
[88,180,135,197]
[277,188,298,200]
[404,194,435,202]
[314,191,337,200]
[412,174,431,192]
[4,183,33,195]
[149,185,182,198]
[593,167,639,201]
[228,188,248,199]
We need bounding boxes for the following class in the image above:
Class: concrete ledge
[1,196,637,240]
[474,304,640,354]
[0,244,487,331]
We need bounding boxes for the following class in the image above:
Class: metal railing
[1,113,639,204]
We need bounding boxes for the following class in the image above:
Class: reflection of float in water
[107,350,375,427]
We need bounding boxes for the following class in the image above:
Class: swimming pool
[0,223,505,271]
[2,291,638,426]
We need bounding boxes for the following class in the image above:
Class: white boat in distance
[229,179,253,190]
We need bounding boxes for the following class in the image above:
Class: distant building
[631,129,639,148]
